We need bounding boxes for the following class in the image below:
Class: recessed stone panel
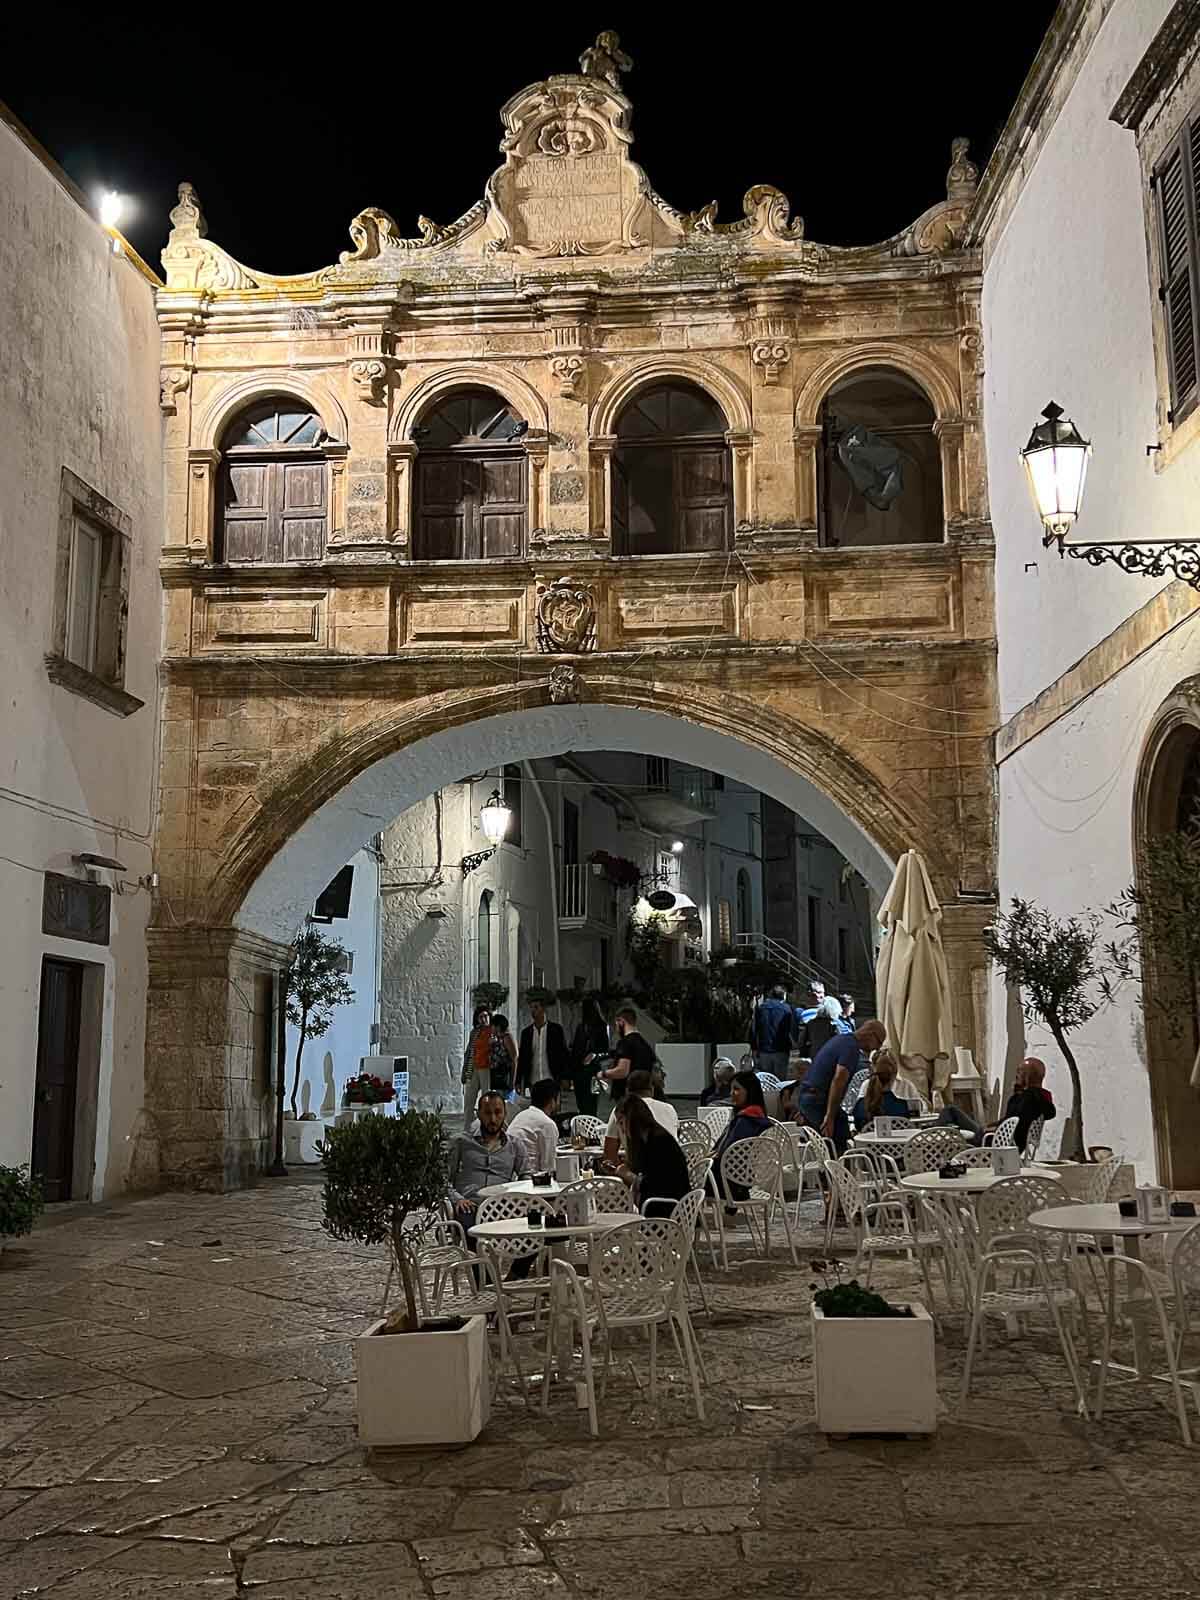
[203,589,325,647]
[613,585,738,642]
[813,575,956,637]
[403,590,525,645]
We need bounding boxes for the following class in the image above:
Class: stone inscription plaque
[513,154,626,251]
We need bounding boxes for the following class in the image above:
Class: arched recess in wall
[1132,681,1200,1187]
[793,344,961,533]
[222,681,954,949]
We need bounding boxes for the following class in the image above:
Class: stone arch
[794,342,959,428]
[390,363,550,442]
[194,371,350,451]
[1132,678,1200,1186]
[591,356,753,438]
[219,677,956,946]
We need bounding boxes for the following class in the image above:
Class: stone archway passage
[145,672,995,1191]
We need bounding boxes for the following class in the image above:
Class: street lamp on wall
[1021,401,1200,588]
[461,788,512,877]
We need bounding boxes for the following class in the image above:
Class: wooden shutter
[1155,114,1200,423]
[477,454,526,559]
[611,454,630,551]
[222,462,271,561]
[279,460,326,560]
[415,456,467,559]
[674,446,731,551]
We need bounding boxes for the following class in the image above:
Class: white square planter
[356,1313,490,1447]
[335,1102,394,1128]
[812,1303,937,1436]
[655,1043,708,1095]
[283,1118,329,1163]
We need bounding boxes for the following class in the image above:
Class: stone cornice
[1111,0,1200,131]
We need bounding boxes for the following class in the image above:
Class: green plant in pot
[318,1111,448,1331]
[812,1279,912,1318]
[0,1165,44,1242]
[471,981,509,1012]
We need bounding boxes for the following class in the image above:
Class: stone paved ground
[0,1180,1197,1600]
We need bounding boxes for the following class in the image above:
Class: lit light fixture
[99,190,124,229]
[670,840,685,854]
[462,788,513,876]
[1021,401,1200,588]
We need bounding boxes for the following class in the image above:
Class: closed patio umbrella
[875,849,953,1103]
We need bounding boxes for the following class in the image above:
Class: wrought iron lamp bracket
[1046,532,1200,589]
[461,847,498,878]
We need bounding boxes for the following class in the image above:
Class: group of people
[751,982,856,1076]
[462,995,635,1125]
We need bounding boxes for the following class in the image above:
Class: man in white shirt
[601,1067,678,1165]
[507,1078,561,1175]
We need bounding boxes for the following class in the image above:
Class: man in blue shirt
[794,1020,885,1153]
[752,984,794,1076]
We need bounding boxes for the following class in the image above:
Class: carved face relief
[548,663,584,703]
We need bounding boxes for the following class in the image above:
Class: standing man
[752,984,794,1077]
[598,1005,655,1102]
[793,981,825,1044]
[517,999,570,1095]
[793,1020,885,1154]
[446,1090,522,1231]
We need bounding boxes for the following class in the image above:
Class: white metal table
[1029,1202,1197,1442]
[476,1177,564,1201]
[899,1166,1062,1197]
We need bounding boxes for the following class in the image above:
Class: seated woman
[614,1093,690,1217]
[712,1069,772,1199]
[851,1049,914,1131]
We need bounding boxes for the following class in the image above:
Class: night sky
[4,7,1058,274]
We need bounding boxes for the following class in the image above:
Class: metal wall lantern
[462,788,512,877]
[1021,401,1200,588]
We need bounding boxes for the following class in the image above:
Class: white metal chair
[960,1175,1090,1416]
[557,1174,636,1265]
[714,1127,798,1268]
[1094,1247,1194,1445]
[1022,1116,1046,1163]
[1077,1153,1124,1204]
[462,1195,557,1333]
[937,1146,994,1169]
[841,1066,871,1116]
[756,1071,784,1092]
[984,1115,1019,1148]
[698,1104,732,1139]
[540,1258,600,1436]
[824,1159,950,1321]
[590,1217,706,1420]
[902,1127,967,1174]
[1169,1220,1200,1384]
[570,1114,608,1144]
[676,1119,714,1153]
[641,1186,711,1322]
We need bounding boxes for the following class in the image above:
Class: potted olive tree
[0,1165,43,1251]
[810,1268,936,1436]
[319,1110,489,1446]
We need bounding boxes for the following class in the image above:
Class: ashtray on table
[938,1162,967,1180]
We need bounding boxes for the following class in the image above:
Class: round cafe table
[899,1166,1062,1196]
[1029,1202,1198,1441]
[477,1176,564,1201]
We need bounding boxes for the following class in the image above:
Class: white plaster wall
[982,0,1200,1177]
[284,847,380,1118]
[0,116,162,1195]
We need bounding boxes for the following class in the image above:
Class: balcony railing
[559,863,617,928]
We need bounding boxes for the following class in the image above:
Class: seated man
[600,1067,678,1168]
[446,1090,521,1233]
[793,1021,885,1154]
[507,1078,561,1174]
[700,1057,736,1107]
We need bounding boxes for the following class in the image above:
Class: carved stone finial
[168,181,206,241]
[548,664,584,704]
[537,578,597,654]
[946,137,978,203]
[580,30,632,89]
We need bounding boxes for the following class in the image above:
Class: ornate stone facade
[149,38,997,1188]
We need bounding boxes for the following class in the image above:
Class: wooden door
[32,959,83,1203]
[415,452,526,559]
[477,456,525,559]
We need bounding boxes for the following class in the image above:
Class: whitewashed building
[976,0,1200,1182]
[0,105,163,1198]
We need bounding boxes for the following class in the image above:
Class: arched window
[819,368,943,548]
[413,388,528,561]
[613,382,732,555]
[736,868,752,936]
[218,400,327,563]
[476,890,495,987]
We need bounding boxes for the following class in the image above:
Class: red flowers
[343,1072,396,1105]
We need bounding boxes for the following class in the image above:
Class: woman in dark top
[570,996,610,1116]
[487,1013,518,1094]
[615,1093,689,1217]
[851,1049,914,1131]
[712,1070,772,1199]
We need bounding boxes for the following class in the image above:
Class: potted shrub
[471,981,509,1013]
[0,1165,43,1249]
[319,1111,489,1447]
[809,1267,936,1436]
